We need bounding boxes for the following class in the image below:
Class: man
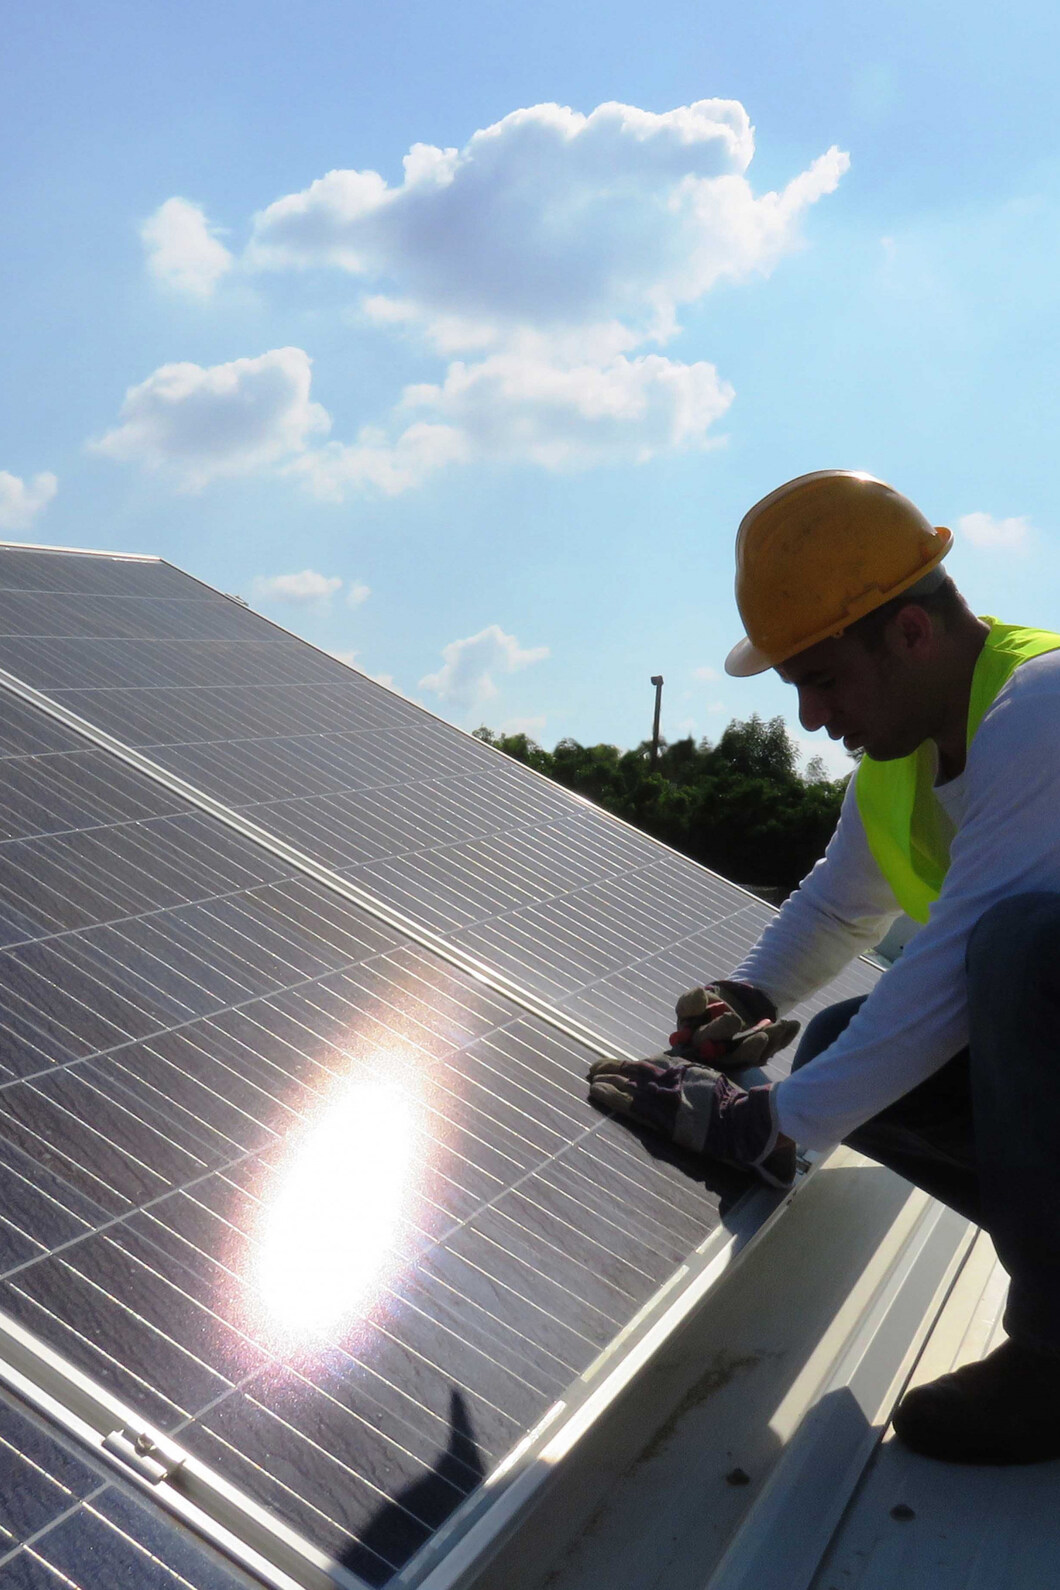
[589,469,1060,1464]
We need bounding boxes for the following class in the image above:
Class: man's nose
[798,687,830,733]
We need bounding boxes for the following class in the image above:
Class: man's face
[777,626,933,762]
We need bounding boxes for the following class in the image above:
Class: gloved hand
[587,1055,796,1189]
[670,980,800,1072]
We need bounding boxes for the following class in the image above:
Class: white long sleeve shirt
[732,647,1060,1151]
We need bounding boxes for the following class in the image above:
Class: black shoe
[893,1339,1060,1464]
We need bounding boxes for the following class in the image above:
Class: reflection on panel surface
[0,688,730,1582]
[0,549,878,1055]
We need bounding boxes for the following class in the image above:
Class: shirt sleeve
[731,774,900,1014]
[774,658,1060,1150]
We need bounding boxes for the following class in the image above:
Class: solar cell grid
[0,1396,249,1589]
[0,549,878,1056]
[0,550,197,600]
[0,689,734,1583]
[0,590,264,645]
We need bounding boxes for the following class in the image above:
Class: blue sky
[5,0,1060,776]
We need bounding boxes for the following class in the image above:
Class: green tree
[715,714,798,782]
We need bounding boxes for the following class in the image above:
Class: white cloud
[160,99,848,499]
[253,569,342,604]
[792,735,852,779]
[370,672,395,689]
[294,352,732,497]
[248,100,847,350]
[693,665,720,681]
[420,624,549,713]
[400,352,732,468]
[0,471,58,532]
[957,511,1031,551]
[346,581,371,606]
[141,198,234,298]
[289,422,468,499]
[92,348,330,489]
[330,649,359,666]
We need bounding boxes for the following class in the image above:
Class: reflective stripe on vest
[855,619,1060,923]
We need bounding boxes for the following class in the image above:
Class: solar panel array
[0,549,876,1054]
[0,546,879,1587]
[0,680,746,1585]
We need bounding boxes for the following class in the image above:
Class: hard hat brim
[723,526,953,678]
[724,636,775,677]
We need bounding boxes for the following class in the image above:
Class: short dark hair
[847,572,965,651]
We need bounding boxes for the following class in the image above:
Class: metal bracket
[102,1426,184,1485]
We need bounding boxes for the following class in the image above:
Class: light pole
[650,675,664,766]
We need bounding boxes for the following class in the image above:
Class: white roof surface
[511,1155,1060,1590]
[812,1232,1060,1590]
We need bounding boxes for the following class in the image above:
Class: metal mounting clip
[102,1426,183,1486]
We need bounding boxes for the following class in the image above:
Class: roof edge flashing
[0,540,160,560]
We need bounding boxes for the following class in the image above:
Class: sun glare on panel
[252,1075,420,1342]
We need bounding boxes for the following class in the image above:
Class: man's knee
[791,995,868,1073]
[967,893,1060,987]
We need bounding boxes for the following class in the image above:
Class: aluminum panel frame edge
[397,1177,801,1590]
[0,1306,369,1590]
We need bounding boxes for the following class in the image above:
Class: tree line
[473,715,849,897]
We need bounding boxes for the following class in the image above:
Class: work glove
[670,980,800,1073]
[587,1056,797,1190]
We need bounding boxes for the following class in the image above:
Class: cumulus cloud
[693,664,721,681]
[330,649,359,666]
[252,569,343,604]
[402,352,732,467]
[294,351,732,496]
[248,100,846,348]
[289,422,468,498]
[92,348,330,489]
[0,471,58,532]
[142,198,234,297]
[420,624,549,713]
[346,581,371,606]
[957,511,1031,551]
[142,99,846,499]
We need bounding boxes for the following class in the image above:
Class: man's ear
[889,603,935,659]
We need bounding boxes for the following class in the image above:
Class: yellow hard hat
[724,470,953,677]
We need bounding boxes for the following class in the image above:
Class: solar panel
[0,544,882,1586]
[0,549,877,1058]
[0,1394,250,1588]
[0,683,750,1585]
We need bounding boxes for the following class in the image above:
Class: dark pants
[791,893,1060,1355]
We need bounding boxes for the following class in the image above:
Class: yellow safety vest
[856,620,1060,923]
